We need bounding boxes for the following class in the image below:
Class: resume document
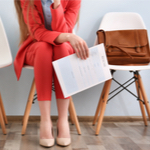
[52,44,112,98]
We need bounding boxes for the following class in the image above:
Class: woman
[14,0,89,148]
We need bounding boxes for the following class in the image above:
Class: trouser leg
[24,42,53,101]
[53,42,75,99]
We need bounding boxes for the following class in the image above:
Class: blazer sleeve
[50,0,81,33]
[20,0,61,45]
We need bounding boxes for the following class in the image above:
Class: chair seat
[24,63,150,71]
[109,64,150,71]
[24,65,34,69]
[0,61,12,69]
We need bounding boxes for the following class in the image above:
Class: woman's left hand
[53,0,60,9]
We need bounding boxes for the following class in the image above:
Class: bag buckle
[135,45,141,53]
[106,45,111,53]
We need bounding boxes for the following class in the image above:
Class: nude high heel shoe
[39,127,55,147]
[56,121,71,147]
[39,138,55,147]
[56,136,71,147]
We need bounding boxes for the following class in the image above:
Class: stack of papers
[52,43,112,98]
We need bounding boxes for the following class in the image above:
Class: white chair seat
[109,64,150,71]
[0,61,12,69]
[23,65,34,69]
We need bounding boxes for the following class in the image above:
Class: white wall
[0,0,150,116]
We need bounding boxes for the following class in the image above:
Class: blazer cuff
[50,32,62,46]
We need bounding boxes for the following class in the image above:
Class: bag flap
[97,29,148,48]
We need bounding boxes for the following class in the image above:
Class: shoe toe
[40,139,55,147]
[56,138,71,146]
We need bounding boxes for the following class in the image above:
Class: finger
[84,43,90,58]
[76,44,84,59]
[80,42,87,59]
[73,46,80,58]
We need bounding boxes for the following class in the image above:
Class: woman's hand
[67,34,89,60]
[53,0,60,9]
[54,33,89,60]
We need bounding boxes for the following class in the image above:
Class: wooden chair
[21,65,81,135]
[93,12,150,135]
[0,17,13,134]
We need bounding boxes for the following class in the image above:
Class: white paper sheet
[52,43,112,98]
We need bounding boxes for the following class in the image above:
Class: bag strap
[107,45,133,58]
[97,29,133,58]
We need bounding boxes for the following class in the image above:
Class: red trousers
[24,41,75,101]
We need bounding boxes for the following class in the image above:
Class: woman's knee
[35,42,53,60]
[53,43,74,60]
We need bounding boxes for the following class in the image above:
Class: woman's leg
[53,43,75,138]
[25,42,54,139]
[38,101,53,139]
[56,99,70,138]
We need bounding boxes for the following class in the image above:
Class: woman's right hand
[67,34,89,60]
[54,33,89,59]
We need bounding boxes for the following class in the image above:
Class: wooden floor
[0,121,150,150]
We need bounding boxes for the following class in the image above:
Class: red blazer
[14,0,81,80]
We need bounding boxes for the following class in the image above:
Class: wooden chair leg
[68,102,74,125]
[0,93,8,125]
[95,79,112,135]
[69,97,81,135]
[137,74,150,121]
[134,75,148,126]
[0,106,6,134]
[22,78,36,135]
[93,83,107,126]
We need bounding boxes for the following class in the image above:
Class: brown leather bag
[96,29,150,65]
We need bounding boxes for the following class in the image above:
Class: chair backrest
[94,12,146,45]
[0,17,12,68]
